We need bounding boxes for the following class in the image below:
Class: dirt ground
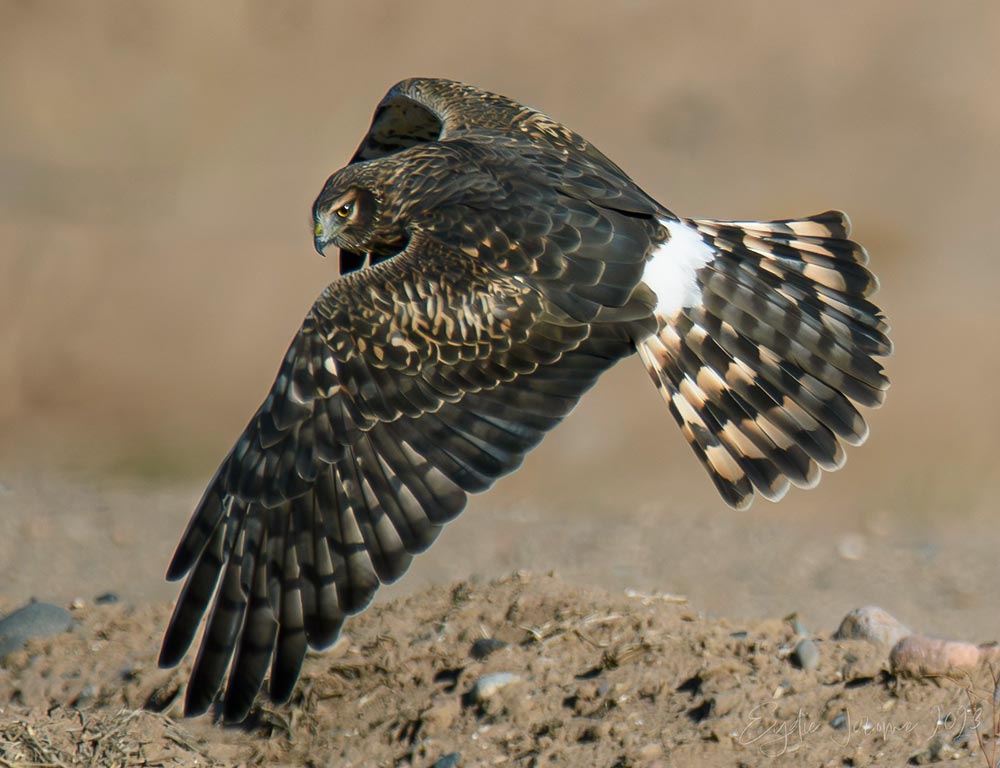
[1,470,999,767]
[2,571,999,768]
[2,2,1000,766]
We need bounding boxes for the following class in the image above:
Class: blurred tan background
[1,2,998,637]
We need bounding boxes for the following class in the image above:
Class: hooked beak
[313,221,329,257]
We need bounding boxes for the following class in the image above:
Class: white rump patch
[644,219,717,319]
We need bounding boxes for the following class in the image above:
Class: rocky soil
[2,573,998,767]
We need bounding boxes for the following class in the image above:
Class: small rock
[636,742,663,761]
[470,637,507,660]
[784,612,808,637]
[0,601,73,658]
[94,592,119,605]
[834,606,911,648]
[890,635,981,677]
[772,679,794,698]
[469,672,520,704]
[792,638,820,670]
[431,753,461,768]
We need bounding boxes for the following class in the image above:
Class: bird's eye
[336,202,353,219]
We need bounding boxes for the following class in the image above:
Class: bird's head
[312,168,380,256]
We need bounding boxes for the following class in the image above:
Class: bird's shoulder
[352,78,666,218]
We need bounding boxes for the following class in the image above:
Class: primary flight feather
[159,78,891,722]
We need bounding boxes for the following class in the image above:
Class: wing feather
[161,225,656,722]
[336,77,667,275]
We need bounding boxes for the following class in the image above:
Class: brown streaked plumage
[160,78,891,722]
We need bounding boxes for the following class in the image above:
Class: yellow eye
[336,202,353,218]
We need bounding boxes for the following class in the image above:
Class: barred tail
[638,210,891,510]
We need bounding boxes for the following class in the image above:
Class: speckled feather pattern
[160,78,890,722]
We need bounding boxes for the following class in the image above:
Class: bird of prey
[159,78,891,722]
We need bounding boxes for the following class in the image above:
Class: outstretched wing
[160,217,657,721]
[337,77,658,275]
[348,77,625,166]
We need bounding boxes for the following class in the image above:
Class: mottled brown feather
[161,79,890,723]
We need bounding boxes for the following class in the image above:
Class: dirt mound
[1,573,995,767]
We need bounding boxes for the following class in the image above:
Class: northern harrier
[159,78,890,722]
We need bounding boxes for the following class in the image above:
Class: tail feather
[640,211,889,509]
[639,338,754,508]
[677,309,844,470]
[708,209,853,241]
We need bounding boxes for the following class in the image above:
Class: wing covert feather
[160,228,656,721]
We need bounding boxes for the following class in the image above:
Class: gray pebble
[792,638,820,670]
[470,672,520,703]
[470,637,507,660]
[95,592,119,605]
[834,606,911,648]
[791,618,809,637]
[432,753,461,768]
[0,601,73,658]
